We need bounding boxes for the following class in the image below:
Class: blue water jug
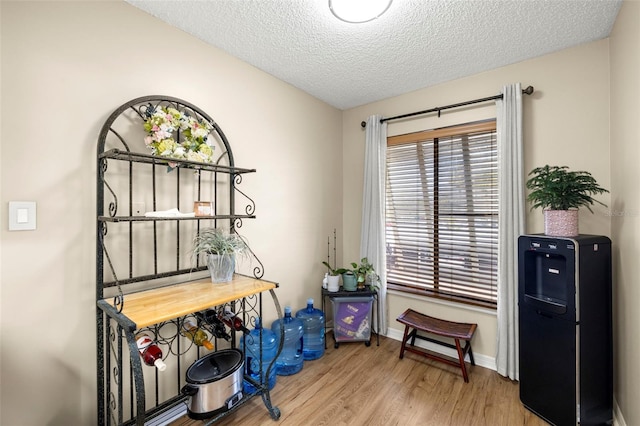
[296,298,325,360]
[239,317,277,394]
[271,306,304,376]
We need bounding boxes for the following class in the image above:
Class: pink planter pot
[544,210,579,236]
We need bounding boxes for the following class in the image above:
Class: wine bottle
[182,319,215,350]
[199,309,232,341]
[136,333,167,371]
[219,309,250,335]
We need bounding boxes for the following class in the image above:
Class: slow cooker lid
[186,349,243,384]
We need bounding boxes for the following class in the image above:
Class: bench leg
[454,338,470,383]
[408,329,417,346]
[399,325,411,359]
[467,342,475,366]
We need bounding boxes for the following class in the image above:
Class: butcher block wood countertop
[101,274,277,329]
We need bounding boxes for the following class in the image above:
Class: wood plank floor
[171,335,548,426]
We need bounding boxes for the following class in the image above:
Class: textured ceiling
[126,0,622,110]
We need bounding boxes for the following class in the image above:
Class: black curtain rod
[360,85,534,128]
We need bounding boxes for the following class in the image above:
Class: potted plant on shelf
[340,268,358,292]
[193,228,249,283]
[353,257,380,290]
[322,261,343,292]
[323,258,377,292]
[525,165,609,237]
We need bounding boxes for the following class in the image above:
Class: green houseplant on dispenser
[193,228,248,283]
[525,165,609,237]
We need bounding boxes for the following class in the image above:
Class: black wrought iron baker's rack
[96,96,282,425]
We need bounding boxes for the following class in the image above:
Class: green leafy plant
[525,165,609,212]
[323,257,380,289]
[352,258,374,283]
[193,228,250,283]
[193,228,248,257]
[322,261,347,276]
[355,257,380,289]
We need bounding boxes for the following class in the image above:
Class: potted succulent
[193,228,249,283]
[525,165,609,236]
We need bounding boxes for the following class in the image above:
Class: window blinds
[385,121,498,307]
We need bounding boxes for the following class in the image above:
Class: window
[385,120,497,308]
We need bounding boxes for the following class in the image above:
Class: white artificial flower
[194,128,209,138]
[174,146,186,158]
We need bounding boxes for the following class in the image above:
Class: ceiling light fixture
[329,0,393,24]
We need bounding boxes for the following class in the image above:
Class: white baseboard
[383,327,496,371]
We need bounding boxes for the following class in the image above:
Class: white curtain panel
[360,115,388,334]
[495,83,525,380]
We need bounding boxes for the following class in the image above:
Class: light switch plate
[9,201,36,231]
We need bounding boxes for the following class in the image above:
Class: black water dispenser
[518,235,612,426]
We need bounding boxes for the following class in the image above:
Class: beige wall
[0,2,342,424]
[343,40,612,361]
[1,0,634,424]
[610,1,640,425]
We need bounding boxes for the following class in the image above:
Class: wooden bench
[396,308,477,382]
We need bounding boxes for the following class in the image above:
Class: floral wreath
[143,105,214,164]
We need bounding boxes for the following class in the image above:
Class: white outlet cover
[8,201,36,231]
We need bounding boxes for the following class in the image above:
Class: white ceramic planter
[326,274,340,292]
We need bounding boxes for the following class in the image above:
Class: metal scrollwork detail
[230,227,263,278]
[253,263,264,279]
[233,174,256,216]
[243,294,259,314]
[247,245,265,279]
[107,321,121,364]
[103,180,118,217]
[113,293,124,313]
[108,322,116,343]
[99,224,125,311]
[108,391,117,410]
[134,320,196,358]
[244,196,256,216]
[100,221,108,238]
[138,102,153,119]
[108,201,117,218]
[100,157,108,174]
[112,365,120,386]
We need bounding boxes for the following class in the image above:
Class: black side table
[321,286,380,348]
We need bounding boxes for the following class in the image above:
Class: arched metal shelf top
[96,95,263,295]
[97,95,235,169]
